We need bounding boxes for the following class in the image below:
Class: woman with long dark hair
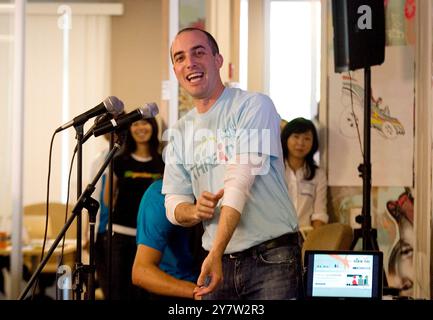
[280,117,328,229]
[106,117,164,300]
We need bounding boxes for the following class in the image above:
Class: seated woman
[280,118,328,233]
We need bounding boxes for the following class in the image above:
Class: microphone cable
[55,149,75,300]
[29,130,75,300]
[348,71,364,158]
[29,131,57,300]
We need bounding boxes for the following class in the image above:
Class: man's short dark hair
[170,27,220,63]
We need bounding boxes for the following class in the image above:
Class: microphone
[93,103,159,137]
[55,96,124,133]
[74,113,120,151]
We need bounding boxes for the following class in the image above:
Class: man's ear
[215,53,224,68]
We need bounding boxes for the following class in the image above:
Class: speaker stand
[349,67,376,252]
[349,67,400,297]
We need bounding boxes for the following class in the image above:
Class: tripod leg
[368,229,379,251]
[365,229,396,293]
[350,228,362,250]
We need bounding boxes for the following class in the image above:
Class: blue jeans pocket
[258,246,297,265]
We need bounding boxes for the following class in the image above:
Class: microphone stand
[18,142,122,300]
[106,133,114,300]
[74,124,84,300]
[73,119,116,299]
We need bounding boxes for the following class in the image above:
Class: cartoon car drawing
[371,101,405,139]
[339,77,405,140]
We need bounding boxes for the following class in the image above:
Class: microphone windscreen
[139,102,159,118]
[104,96,124,116]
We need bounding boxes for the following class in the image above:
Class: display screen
[304,250,383,300]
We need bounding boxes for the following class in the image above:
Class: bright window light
[239,0,248,90]
[269,0,321,122]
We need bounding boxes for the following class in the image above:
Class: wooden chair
[301,222,353,264]
[22,202,77,298]
[23,202,77,240]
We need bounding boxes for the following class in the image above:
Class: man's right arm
[165,190,224,227]
[173,202,201,227]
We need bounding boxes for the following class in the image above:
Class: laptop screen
[304,250,383,300]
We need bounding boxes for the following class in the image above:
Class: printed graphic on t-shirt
[187,129,236,181]
[124,171,162,180]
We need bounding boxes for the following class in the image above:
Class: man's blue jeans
[203,238,303,300]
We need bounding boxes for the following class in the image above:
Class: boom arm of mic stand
[18,142,122,300]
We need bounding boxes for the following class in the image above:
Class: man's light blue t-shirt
[162,87,298,253]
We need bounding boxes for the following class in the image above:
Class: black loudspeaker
[332,0,385,73]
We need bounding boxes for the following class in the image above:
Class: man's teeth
[187,72,204,82]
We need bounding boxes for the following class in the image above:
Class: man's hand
[193,205,241,298]
[173,189,224,227]
[194,189,224,221]
[193,251,223,297]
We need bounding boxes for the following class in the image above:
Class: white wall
[0,2,122,227]
[27,4,123,206]
[0,8,14,232]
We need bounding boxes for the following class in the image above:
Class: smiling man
[162,28,303,300]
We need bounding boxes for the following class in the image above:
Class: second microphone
[93,103,159,137]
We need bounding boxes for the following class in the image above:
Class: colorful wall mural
[328,186,414,296]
